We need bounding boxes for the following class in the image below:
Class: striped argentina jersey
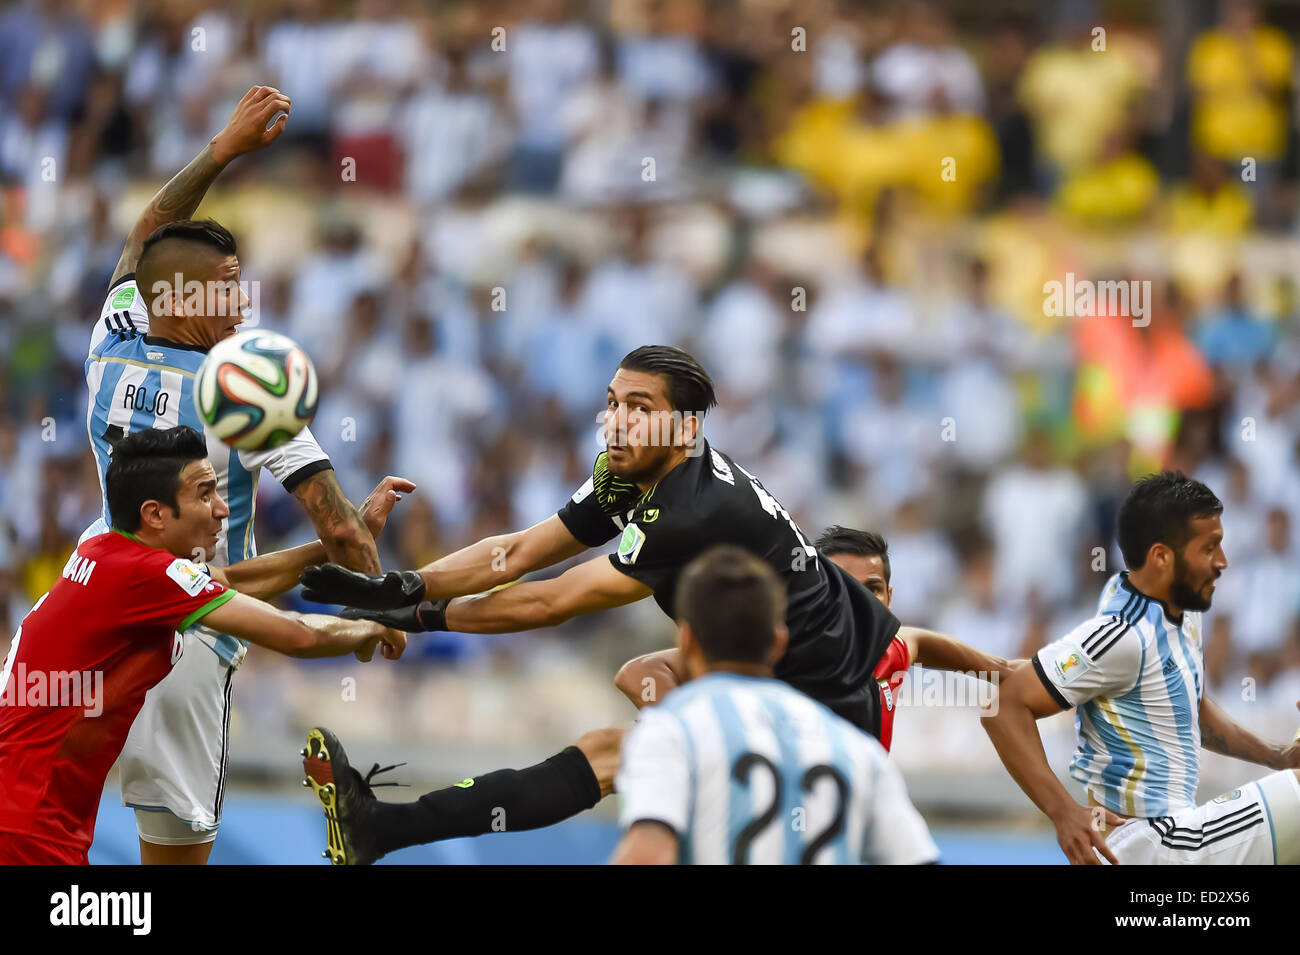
[84,276,333,662]
[616,672,938,864]
[1033,571,1206,818]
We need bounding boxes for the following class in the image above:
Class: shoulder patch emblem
[1053,645,1090,686]
[111,286,135,309]
[166,558,211,597]
[617,522,646,564]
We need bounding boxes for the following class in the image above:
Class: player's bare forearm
[203,593,396,660]
[903,626,1013,681]
[287,613,395,660]
[445,581,565,633]
[418,515,587,599]
[444,556,651,633]
[216,541,326,601]
[1199,696,1289,770]
[981,699,1077,821]
[294,470,381,574]
[110,145,226,283]
[110,85,290,283]
[216,474,409,600]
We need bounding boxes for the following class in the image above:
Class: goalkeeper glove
[300,564,426,610]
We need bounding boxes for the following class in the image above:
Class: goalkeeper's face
[604,368,696,484]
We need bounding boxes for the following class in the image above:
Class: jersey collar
[110,528,143,543]
[143,334,209,354]
[1119,572,1184,627]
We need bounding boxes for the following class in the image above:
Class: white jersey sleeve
[237,424,332,493]
[1033,613,1145,709]
[860,752,940,865]
[616,708,691,837]
[89,276,151,355]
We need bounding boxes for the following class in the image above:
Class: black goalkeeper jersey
[557,440,900,736]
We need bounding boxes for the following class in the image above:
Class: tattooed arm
[292,469,382,575]
[111,86,291,284]
[1199,695,1298,770]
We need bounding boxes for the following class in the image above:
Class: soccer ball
[195,330,319,451]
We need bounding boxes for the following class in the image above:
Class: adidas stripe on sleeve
[1033,612,1145,709]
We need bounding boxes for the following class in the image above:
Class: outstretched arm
[898,626,1017,682]
[980,664,1124,864]
[213,476,413,601]
[298,514,592,611]
[1199,696,1300,771]
[110,85,291,284]
[201,593,401,661]
[419,515,590,598]
[444,556,652,633]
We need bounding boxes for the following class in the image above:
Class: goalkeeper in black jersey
[299,345,900,864]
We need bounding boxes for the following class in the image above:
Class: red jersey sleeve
[122,550,236,633]
[873,634,911,684]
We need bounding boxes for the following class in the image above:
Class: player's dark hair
[106,426,210,532]
[675,545,786,665]
[136,219,237,293]
[618,345,717,419]
[815,525,891,583]
[140,219,237,260]
[1116,471,1223,569]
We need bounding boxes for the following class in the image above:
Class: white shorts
[119,629,236,840]
[134,806,219,846]
[1106,770,1300,865]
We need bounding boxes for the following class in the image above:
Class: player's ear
[138,499,167,533]
[678,413,700,454]
[1148,542,1172,576]
[677,620,695,657]
[149,279,181,318]
[768,625,789,666]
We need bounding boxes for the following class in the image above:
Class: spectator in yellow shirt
[1056,130,1160,227]
[1187,0,1292,164]
[1017,22,1148,188]
[1164,151,1254,235]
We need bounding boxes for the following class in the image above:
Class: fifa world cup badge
[1053,646,1090,685]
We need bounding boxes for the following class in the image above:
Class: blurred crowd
[1,0,1299,754]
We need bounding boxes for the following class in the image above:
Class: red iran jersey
[0,530,234,852]
[872,634,911,752]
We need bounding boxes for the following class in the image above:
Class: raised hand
[359,476,417,539]
[211,86,292,165]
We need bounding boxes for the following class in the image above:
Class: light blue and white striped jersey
[83,277,332,663]
[616,672,938,865]
[1034,572,1206,817]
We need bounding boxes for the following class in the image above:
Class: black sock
[371,746,602,856]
